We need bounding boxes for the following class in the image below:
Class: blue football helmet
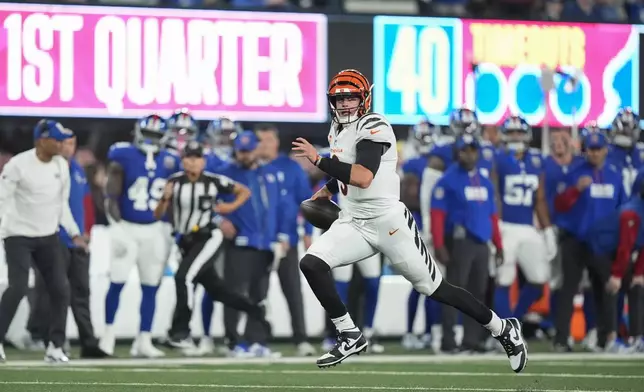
[410,118,439,155]
[205,117,243,148]
[133,114,168,154]
[167,108,199,151]
[449,108,481,138]
[610,107,640,148]
[500,115,531,153]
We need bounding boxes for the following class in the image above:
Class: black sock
[300,254,348,319]
[431,279,493,325]
[629,285,644,336]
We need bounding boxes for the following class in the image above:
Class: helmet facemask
[327,69,373,126]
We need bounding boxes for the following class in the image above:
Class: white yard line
[0,381,619,392]
[1,366,642,379]
[1,353,642,367]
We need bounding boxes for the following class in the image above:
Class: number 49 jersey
[496,148,543,225]
[108,143,181,224]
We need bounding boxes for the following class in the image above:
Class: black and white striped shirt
[168,171,236,235]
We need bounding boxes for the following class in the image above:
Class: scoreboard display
[374,16,639,127]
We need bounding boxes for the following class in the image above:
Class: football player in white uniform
[292,69,528,371]
[332,189,384,353]
[100,115,181,358]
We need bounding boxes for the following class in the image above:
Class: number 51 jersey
[496,148,543,225]
[108,142,181,224]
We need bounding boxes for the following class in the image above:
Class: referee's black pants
[169,230,268,341]
[0,235,70,348]
[223,245,273,347]
[27,244,98,349]
[277,246,308,344]
[441,235,490,351]
[555,233,617,348]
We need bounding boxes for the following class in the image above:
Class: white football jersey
[329,113,399,219]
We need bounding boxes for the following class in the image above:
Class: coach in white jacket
[0,120,88,363]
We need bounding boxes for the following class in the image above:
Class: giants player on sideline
[493,116,557,323]
[196,117,242,351]
[166,109,200,153]
[401,119,443,350]
[291,69,527,371]
[541,127,585,337]
[100,115,181,358]
[607,108,643,343]
[206,117,242,158]
[608,108,644,197]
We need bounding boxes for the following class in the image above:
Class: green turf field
[0,344,643,392]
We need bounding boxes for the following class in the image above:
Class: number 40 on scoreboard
[373,16,463,125]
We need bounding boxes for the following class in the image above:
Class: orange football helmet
[327,69,373,124]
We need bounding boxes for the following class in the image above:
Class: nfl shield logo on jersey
[164,156,176,169]
[531,156,541,168]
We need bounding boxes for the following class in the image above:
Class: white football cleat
[249,343,282,358]
[184,337,215,357]
[582,328,598,351]
[494,318,528,373]
[0,343,6,362]
[130,333,165,358]
[44,342,69,364]
[401,333,424,350]
[317,328,368,368]
[98,326,116,356]
[296,342,316,357]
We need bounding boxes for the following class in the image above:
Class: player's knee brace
[300,254,331,276]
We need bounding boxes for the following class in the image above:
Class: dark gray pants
[28,245,97,348]
[277,246,307,344]
[223,246,273,346]
[441,236,490,350]
[0,235,70,348]
[555,233,616,347]
[621,266,644,338]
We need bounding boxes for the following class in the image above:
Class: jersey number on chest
[128,177,166,211]
[623,167,637,197]
[503,174,539,207]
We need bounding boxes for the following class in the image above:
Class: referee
[154,141,271,347]
[0,120,88,363]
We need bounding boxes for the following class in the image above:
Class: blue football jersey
[478,141,496,178]
[496,148,543,225]
[108,143,181,224]
[402,155,429,230]
[429,142,454,168]
[607,143,644,197]
[542,154,585,228]
[205,151,229,173]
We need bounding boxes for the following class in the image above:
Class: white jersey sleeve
[333,113,400,219]
[355,113,395,146]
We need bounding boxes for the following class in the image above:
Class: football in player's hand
[300,198,341,231]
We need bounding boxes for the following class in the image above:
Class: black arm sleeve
[355,139,389,177]
[325,178,339,194]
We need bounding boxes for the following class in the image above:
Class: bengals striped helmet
[327,69,372,124]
